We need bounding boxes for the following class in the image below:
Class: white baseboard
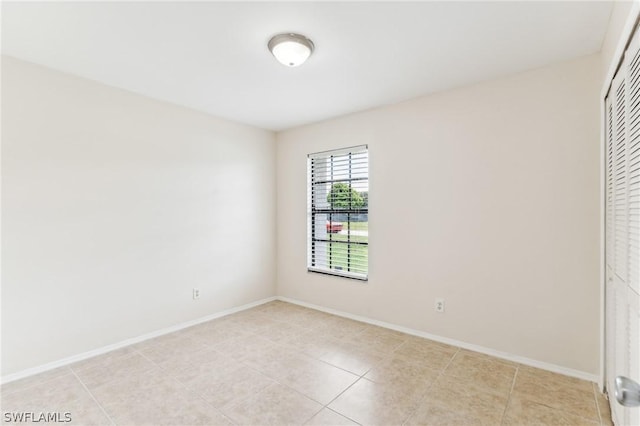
[277,296,599,383]
[0,296,277,385]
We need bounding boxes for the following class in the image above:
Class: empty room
[2,1,640,425]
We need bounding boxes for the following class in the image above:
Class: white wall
[277,54,602,375]
[1,57,277,376]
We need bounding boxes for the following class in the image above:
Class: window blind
[307,145,368,280]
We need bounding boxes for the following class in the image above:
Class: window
[307,145,368,280]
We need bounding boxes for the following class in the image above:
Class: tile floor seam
[311,353,373,377]
[400,347,462,426]
[358,363,374,379]
[131,348,162,369]
[398,384,437,426]
[601,389,613,426]
[166,347,230,377]
[0,367,74,396]
[285,370,356,408]
[320,375,366,418]
[69,367,116,426]
[323,406,363,426]
[512,369,602,424]
[238,358,289,388]
[219,378,278,416]
[498,364,520,425]
[158,359,251,426]
[592,382,604,425]
[302,405,325,425]
[231,360,334,415]
[434,347,460,381]
[237,340,366,394]
[157,360,248,425]
[183,383,239,426]
[520,395,603,425]
[222,380,322,425]
[392,339,410,353]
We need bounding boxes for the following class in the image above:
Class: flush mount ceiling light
[268,33,314,67]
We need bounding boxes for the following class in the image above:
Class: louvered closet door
[605,23,640,426]
[605,91,618,423]
[627,28,640,426]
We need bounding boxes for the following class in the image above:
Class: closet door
[605,24,640,426]
[627,26,640,426]
[605,90,617,423]
[606,64,627,426]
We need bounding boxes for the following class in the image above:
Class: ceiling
[2,1,613,131]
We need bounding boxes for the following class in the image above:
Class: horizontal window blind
[308,145,368,280]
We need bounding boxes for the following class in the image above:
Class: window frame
[307,145,369,281]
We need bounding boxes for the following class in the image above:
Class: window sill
[307,267,368,281]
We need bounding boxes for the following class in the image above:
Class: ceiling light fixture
[268,33,314,67]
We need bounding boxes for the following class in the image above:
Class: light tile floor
[1,301,614,425]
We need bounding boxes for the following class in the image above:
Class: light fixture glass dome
[268,33,314,67]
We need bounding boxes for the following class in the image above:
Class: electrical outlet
[435,298,445,313]
[193,288,200,300]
